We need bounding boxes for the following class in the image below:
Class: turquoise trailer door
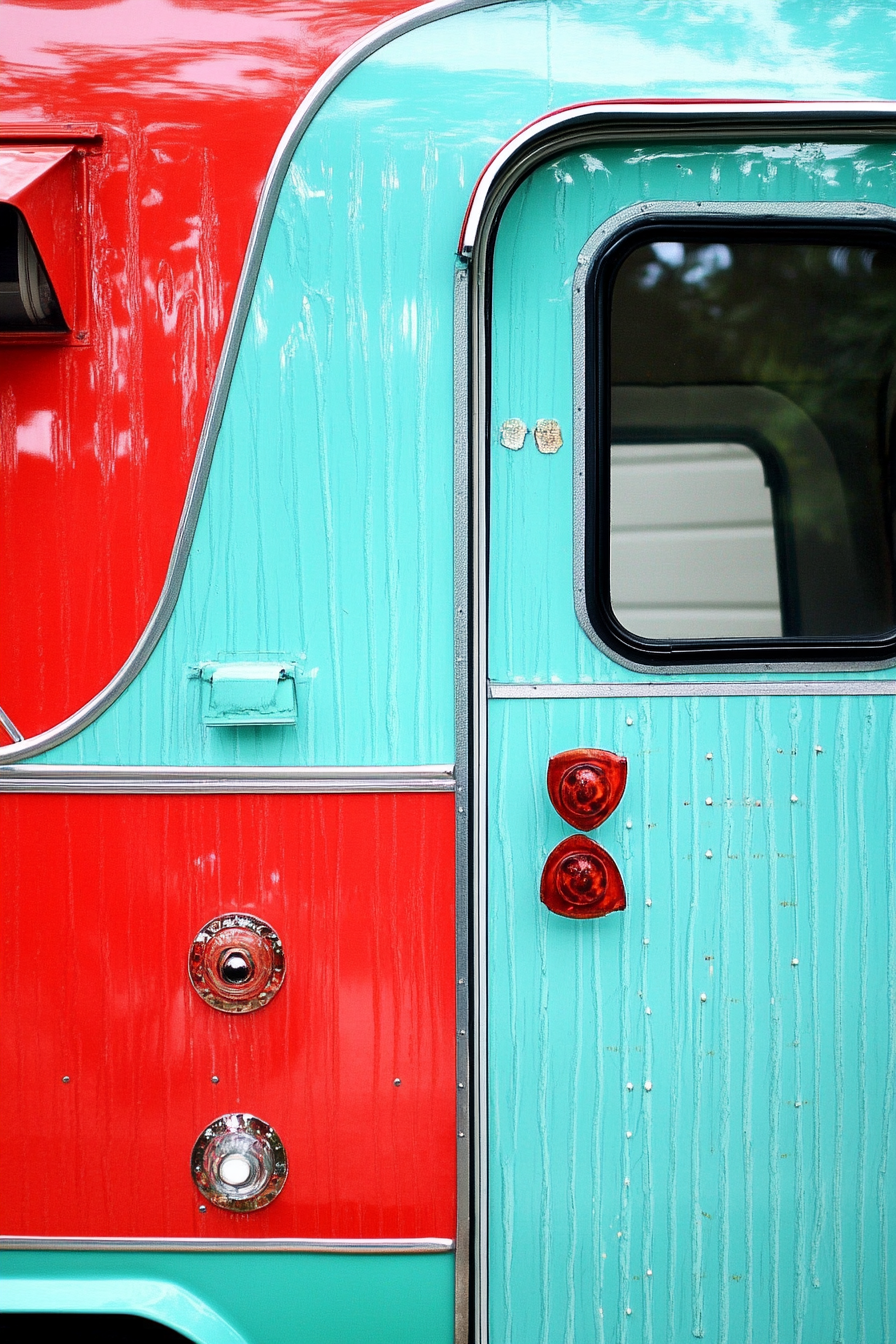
[485,133,896,1343]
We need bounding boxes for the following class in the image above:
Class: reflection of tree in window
[609,235,896,638]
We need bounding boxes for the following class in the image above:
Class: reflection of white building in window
[610,441,782,639]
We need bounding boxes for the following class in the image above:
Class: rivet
[795,1101,801,1108]
[791,958,799,967]
[646,1268,653,1277]
[700,993,707,1003]
[645,1007,652,1015]
[626,716,633,726]
[198,1205,207,1213]
[626,820,633,829]
[791,795,798,803]
[393,1078,401,1086]
[459,1131,465,1138]
[624,1177,630,1186]
[645,898,652,907]
[705,850,713,858]
[643,937,650,946]
[458,1082,465,1089]
[626,1130,633,1138]
[211,1076,219,1084]
[814,745,823,753]
[705,752,713,760]
[62,1076,71,1084]
[626,1082,634,1091]
[644,1080,652,1092]
[705,797,713,806]
[626,1307,633,1315]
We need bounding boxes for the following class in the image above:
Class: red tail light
[546,748,627,830]
[540,835,626,920]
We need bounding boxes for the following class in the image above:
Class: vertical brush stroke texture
[488,696,894,1344]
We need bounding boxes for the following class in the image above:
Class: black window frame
[579,210,896,669]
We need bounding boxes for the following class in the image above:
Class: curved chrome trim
[0,764,454,793]
[571,198,896,675]
[458,99,896,257]
[489,681,896,700]
[0,0,509,769]
[0,1236,454,1254]
[0,704,23,743]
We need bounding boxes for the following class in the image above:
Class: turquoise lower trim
[0,1251,455,1344]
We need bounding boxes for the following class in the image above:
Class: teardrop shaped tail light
[546,748,627,830]
[540,835,626,920]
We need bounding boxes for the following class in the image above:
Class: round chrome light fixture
[191,1113,288,1212]
[188,913,285,1013]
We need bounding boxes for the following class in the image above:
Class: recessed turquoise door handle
[195,661,302,727]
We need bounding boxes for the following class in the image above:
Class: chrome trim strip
[467,159,492,1344]
[0,0,510,770]
[453,263,472,1344]
[489,681,896,700]
[0,1236,454,1254]
[0,765,455,793]
[571,199,896,675]
[459,100,896,257]
[0,705,24,743]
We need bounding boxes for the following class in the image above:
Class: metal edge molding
[0,0,511,769]
[489,681,896,699]
[459,97,896,1344]
[0,765,455,793]
[571,198,896,676]
[0,1236,455,1254]
[0,704,24,743]
[452,262,472,1344]
[458,99,896,256]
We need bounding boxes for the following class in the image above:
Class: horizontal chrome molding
[0,0,509,769]
[0,765,455,793]
[0,1236,455,1254]
[459,99,896,256]
[489,681,896,699]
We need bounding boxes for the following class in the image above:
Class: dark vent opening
[0,202,67,331]
[1,1314,195,1343]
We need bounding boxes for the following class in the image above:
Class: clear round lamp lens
[219,1154,253,1187]
[191,1113,288,1211]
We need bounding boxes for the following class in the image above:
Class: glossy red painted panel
[0,0,422,740]
[0,791,456,1238]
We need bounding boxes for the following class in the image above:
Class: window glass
[611,441,781,639]
[604,231,896,649]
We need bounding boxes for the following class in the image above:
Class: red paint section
[0,0,425,741]
[0,791,456,1238]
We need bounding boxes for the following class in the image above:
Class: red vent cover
[540,835,626,920]
[546,748,627,830]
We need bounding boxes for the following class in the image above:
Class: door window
[587,226,896,662]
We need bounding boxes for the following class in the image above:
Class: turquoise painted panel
[0,1250,455,1344]
[489,140,896,685]
[31,1,896,765]
[488,694,896,1344]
